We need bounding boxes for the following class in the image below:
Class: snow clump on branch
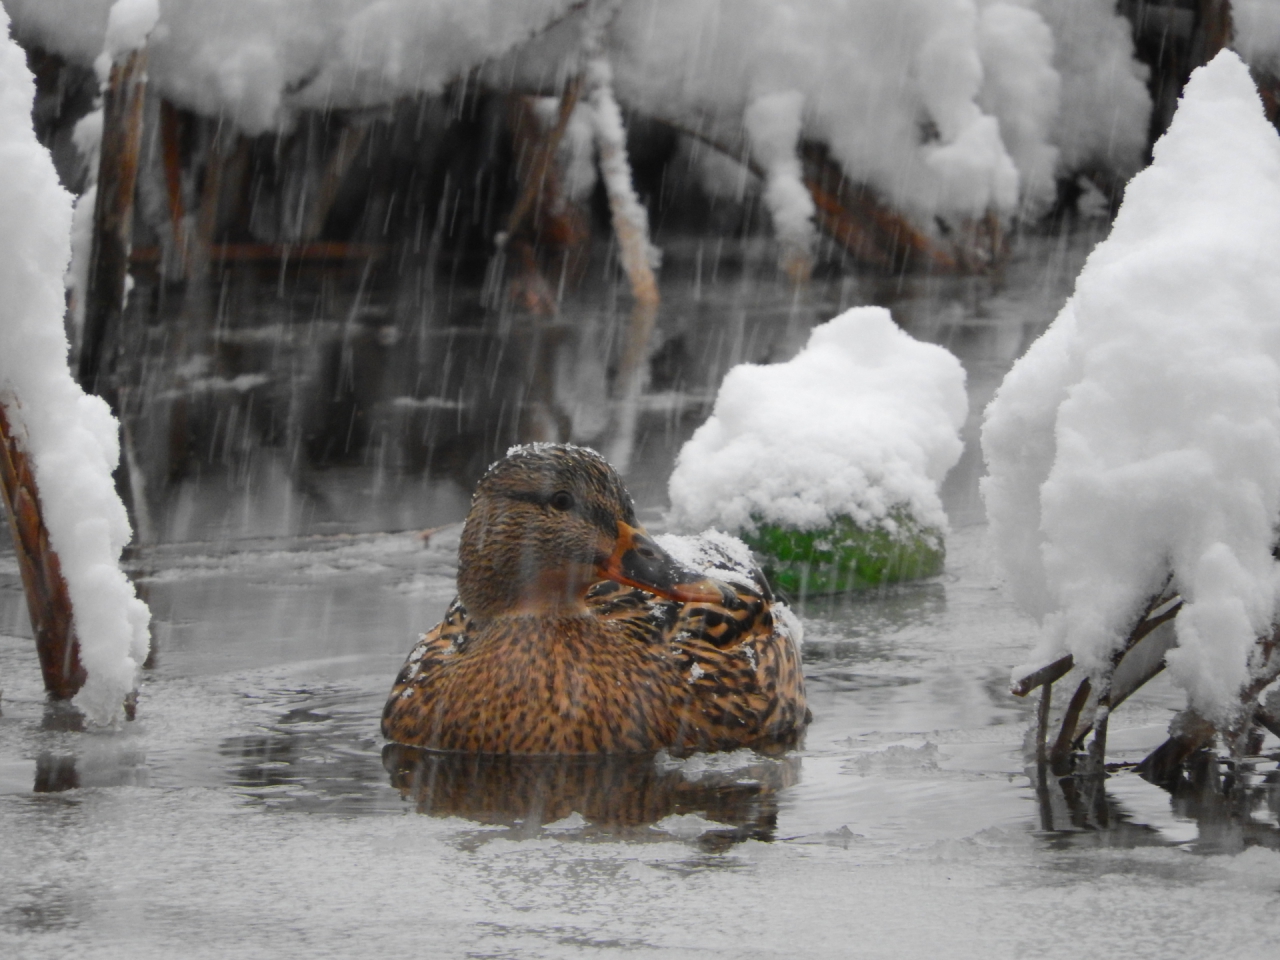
[4,0,1150,223]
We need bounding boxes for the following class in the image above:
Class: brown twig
[1035,681,1052,765]
[0,405,85,700]
[1049,676,1091,770]
[1012,654,1074,698]
[500,75,586,247]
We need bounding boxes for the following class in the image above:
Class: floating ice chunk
[651,812,730,840]
[668,307,967,538]
[542,811,590,833]
[0,11,150,725]
[982,51,1280,727]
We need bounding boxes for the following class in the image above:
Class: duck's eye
[549,490,575,512]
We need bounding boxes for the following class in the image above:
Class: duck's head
[457,444,721,619]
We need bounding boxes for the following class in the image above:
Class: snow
[668,307,967,539]
[585,54,660,294]
[0,11,150,725]
[6,0,578,135]
[7,1,1152,223]
[102,0,158,60]
[744,90,816,270]
[981,51,1280,727]
[654,527,760,592]
[1031,0,1151,181]
[976,2,1060,215]
[653,527,809,647]
[609,0,1024,222]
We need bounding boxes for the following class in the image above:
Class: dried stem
[80,47,148,398]
[0,405,85,700]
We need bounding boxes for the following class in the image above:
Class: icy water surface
[3,230,1280,958]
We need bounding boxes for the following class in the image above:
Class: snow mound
[981,51,1280,726]
[668,307,967,538]
[0,10,150,725]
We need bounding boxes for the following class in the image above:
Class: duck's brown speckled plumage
[381,443,808,755]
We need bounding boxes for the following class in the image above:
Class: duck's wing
[673,574,806,735]
[585,579,680,645]
[590,532,809,750]
[382,597,473,739]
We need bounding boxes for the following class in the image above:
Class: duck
[381,442,808,755]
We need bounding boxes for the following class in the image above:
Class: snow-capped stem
[79,46,148,397]
[745,91,816,282]
[0,9,152,725]
[0,405,85,700]
[585,55,659,308]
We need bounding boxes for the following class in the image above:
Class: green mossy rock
[739,512,944,598]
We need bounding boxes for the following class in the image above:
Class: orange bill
[596,522,725,604]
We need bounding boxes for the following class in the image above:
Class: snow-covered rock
[0,9,150,725]
[669,306,968,540]
[981,51,1280,727]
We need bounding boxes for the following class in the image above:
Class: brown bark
[79,48,148,398]
[159,99,188,278]
[0,405,85,700]
[801,141,960,274]
[300,119,371,242]
[129,242,388,264]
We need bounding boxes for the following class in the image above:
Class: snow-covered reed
[982,51,1280,728]
[0,9,150,725]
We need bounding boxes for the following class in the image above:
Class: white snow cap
[0,10,150,725]
[669,307,968,537]
[103,0,158,59]
[95,0,159,82]
[982,51,1280,726]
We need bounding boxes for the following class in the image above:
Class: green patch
[740,512,945,597]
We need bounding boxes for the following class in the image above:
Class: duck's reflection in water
[383,743,800,846]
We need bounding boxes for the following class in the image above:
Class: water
[3,226,1280,958]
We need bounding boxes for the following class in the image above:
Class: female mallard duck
[382,443,808,754]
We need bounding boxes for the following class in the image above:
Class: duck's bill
[598,523,726,604]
